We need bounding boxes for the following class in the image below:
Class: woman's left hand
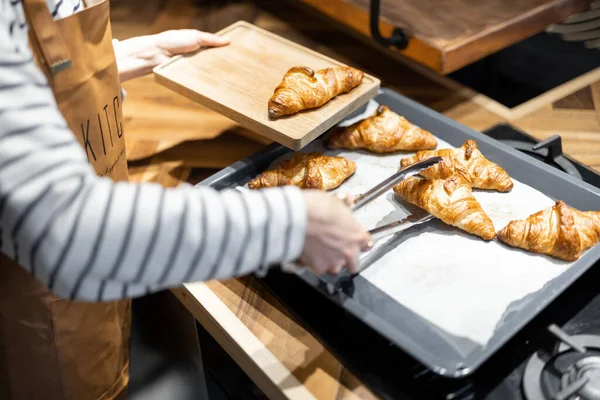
[113,29,230,82]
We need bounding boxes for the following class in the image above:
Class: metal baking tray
[196,88,600,378]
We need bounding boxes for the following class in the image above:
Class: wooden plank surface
[174,278,376,400]
[292,0,591,74]
[154,21,380,150]
[110,0,600,398]
[171,283,319,400]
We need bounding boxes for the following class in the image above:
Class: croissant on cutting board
[268,66,364,119]
[393,175,496,240]
[497,200,600,261]
[327,105,438,153]
[400,140,514,192]
[247,152,356,190]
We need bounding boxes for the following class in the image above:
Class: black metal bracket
[369,0,409,49]
[532,135,564,164]
[531,135,582,180]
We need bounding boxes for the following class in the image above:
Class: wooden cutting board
[153,21,380,150]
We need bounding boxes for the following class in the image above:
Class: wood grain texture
[592,80,600,125]
[291,0,590,74]
[152,132,268,169]
[172,282,319,400]
[154,21,380,150]
[110,0,600,399]
[200,278,377,400]
[553,86,595,110]
[121,72,272,164]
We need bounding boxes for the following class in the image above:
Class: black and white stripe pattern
[0,4,307,301]
[6,0,81,52]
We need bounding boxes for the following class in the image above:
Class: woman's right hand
[300,190,371,275]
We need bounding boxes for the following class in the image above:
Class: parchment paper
[242,100,574,346]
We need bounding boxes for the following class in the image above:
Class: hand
[113,29,230,82]
[300,190,371,275]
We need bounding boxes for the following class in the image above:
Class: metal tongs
[282,156,443,274]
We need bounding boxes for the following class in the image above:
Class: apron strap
[21,0,72,75]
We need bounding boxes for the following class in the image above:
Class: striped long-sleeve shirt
[0,0,307,301]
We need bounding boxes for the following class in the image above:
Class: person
[0,0,371,399]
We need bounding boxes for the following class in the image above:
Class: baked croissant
[497,200,600,261]
[393,175,496,240]
[327,105,438,153]
[268,66,364,119]
[247,152,356,190]
[400,140,514,192]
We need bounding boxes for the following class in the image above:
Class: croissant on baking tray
[497,200,600,261]
[393,175,496,240]
[327,105,438,153]
[247,152,356,191]
[400,140,514,192]
[268,66,364,119]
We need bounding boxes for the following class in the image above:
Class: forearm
[112,29,229,82]
[18,179,306,301]
[1,30,307,301]
[112,36,158,82]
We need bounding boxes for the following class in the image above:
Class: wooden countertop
[113,0,600,398]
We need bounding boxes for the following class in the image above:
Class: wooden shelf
[292,0,590,74]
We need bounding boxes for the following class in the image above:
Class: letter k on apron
[0,0,131,399]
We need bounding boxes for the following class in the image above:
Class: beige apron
[0,0,131,398]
